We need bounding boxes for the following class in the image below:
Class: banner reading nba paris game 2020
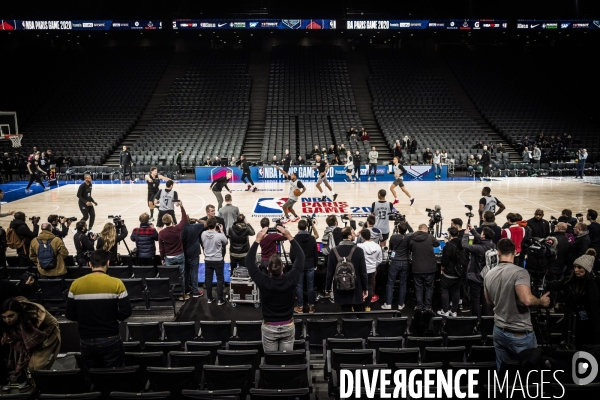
[194,165,447,183]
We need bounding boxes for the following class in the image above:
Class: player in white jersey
[344,150,356,183]
[274,165,306,223]
[389,157,415,206]
[479,186,505,225]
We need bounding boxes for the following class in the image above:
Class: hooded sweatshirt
[290,231,318,270]
[228,222,255,258]
[409,230,440,274]
[368,151,378,164]
[357,241,382,274]
[463,228,496,284]
[201,230,228,262]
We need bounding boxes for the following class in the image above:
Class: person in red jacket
[501,213,527,266]
[158,202,188,300]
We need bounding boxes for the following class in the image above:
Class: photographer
[476,211,502,245]
[357,229,382,312]
[409,224,440,311]
[182,216,205,298]
[356,215,382,245]
[29,223,69,278]
[290,219,318,314]
[96,221,128,266]
[9,212,40,267]
[557,209,578,235]
[546,249,600,348]
[201,217,228,305]
[47,214,73,240]
[382,221,411,311]
[130,213,158,266]
[74,221,97,267]
[200,205,225,228]
[228,214,255,273]
[575,148,587,179]
[258,218,288,270]
[438,227,464,317]
[463,225,496,320]
[158,203,188,299]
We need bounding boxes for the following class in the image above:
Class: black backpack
[37,239,57,270]
[446,241,469,278]
[332,246,357,291]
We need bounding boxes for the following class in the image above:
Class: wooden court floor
[2,177,599,260]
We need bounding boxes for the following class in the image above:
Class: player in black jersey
[146,167,170,222]
[77,174,98,231]
[282,149,292,174]
[313,155,337,202]
[239,155,257,192]
[25,153,48,193]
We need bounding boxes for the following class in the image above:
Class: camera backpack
[6,227,24,250]
[332,246,357,291]
[37,239,57,270]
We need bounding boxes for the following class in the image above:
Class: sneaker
[245,185,251,191]
[367,177,371,181]
[18,382,33,393]
[290,217,300,223]
[450,312,457,317]
[351,180,355,184]
[437,310,450,317]
[25,189,33,193]
[371,294,379,302]
[192,291,204,298]
[381,303,392,310]
[409,198,415,206]
[207,297,215,304]
[374,177,376,181]
[309,305,315,314]
[217,300,226,306]
[43,187,50,191]
[178,294,190,301]
[321,196,326,202]
[393,199,399,205]
[149,217,154,222]
[2,383,11,393]
[253,187,258,192]
[294,306,303,313]
[280,217,289,224]
[333,193,338,201]
[365,306,371,312]
[398,304,404,311]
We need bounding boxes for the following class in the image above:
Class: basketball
[294,189,302,196]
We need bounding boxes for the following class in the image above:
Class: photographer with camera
[546,249,600,348]
[74,221,97,267]
[47,214,74,240]
[29,222,70,277]
[478,187,505,225]
[381,221,411,311]
[556,209,578,235]
[575,148,587,179]
[228,214,255,274]
[158,202,188,299]
[484,238,551,370]
[438,227,464,317]
[356,216,382,246]
[410,224,440,311]
[130,213,158,266]
[463,225,496,320]
[290,219,318,314]
[476,211,502,245]
[257,218,289,271]
[77,174,98,231]
[8,213,40,267]
[96,220,128,267]
[201,217,228,305]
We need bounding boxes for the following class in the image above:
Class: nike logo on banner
[531,24,539,28]
[218,23,227,27]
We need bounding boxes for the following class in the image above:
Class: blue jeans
[296,268,315,307]
[493,325,537,371]
[80,336,124,369]
[262,321,295,352]
[386,260,408,307]
[166,253,185,293]
[413,273,435,310]
[576,161,585,177]
[184,255,200,295]
[434,163,442,177]
[468,166,474,175]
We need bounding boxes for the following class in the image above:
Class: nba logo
[258,168,265,178]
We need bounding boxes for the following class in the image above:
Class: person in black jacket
[438,227,463,317]
[282,149,292,174]
[228,214,255,273]
[9,212,39,267]
[325,227,368,313]
[130,213,158,265]
[480,146,492,181]
[527,209,550,239]
[239,155,256,192]
[77,174,98,231]
[73,220,97,267]
[210,171,232,211]
[557,209,578,235]
[96,222,128,265]
[571,223,591,268]
[174,150,184,176]
[245,226,303,351]
[182,217,205,297]
[352,150,362,181]
[382,222,413,311]
[47,214,72,240]
[409,224,440,311]
[290,219,318,314]
[119,146,133,182]
[476,212,502,245]
[463,225,496,319]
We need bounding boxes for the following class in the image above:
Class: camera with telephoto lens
[28,216,40,222]
[108,215,124,229]
[465,205,474,218]
[59,216,78,222]
[388,212,406,223]
[426,206,443,224]
[268,218,285,234]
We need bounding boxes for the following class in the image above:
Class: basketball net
[8,134,23,148]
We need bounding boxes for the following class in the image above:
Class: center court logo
[252,197,373,218]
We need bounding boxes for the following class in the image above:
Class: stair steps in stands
[242,52,270,162]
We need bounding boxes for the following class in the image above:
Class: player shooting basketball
[273,165,306,224]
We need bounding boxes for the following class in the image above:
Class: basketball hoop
[6,134,23,148]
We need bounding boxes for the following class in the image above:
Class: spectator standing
[352,150,362,181]
[484,239,550,370]
[527,209,550,239]
[181,217,205,298]
[119,146,134,183]
[409,224,439,311]
[218,194,239,234]
[201,217,228,305]
[432,150,442,180]
[174,150,184,176]
[481,146,492,181]
[576,149,587,179]
[74,221,97,267]
[367,146,378,181]
[381,222,412,310]
[290,220,318,313]
[532,146,541,168]
[501,213,527,266]
[245,226,303,351]
[29,223,69,278]
[401,136,410,151]
[571,222,591,266]
[438,227,463,317]
[96,222,128,267]
[409,137,417,155]
[357,229,382,312]
[158,203,188,300]
[228,214,255,273]
[325,227,368,312]
[130,213,158,265]
[66,250,132,368]
[463,226,496,320]
[477,212,502,245]
[393,140,402,160]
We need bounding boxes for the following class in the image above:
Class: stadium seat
[376,347,420,368]
[376,317,408,337]
[147,367,197,399]
[163,322,198,343]
[30,369,90,395]
[126,322,161,344]
[199,321,232,344]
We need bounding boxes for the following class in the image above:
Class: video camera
[388,212,406,223]
[268,218,286,234]
[59,216,78,222]
[426,206,443,224]
[108,215,125,229]
[28,216,40,222]
[525,237,557,260]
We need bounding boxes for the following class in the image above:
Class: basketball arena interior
[1,1,600,399]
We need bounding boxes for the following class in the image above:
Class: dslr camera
[28,216,40,223]
[59,216,78,222]
[108,215,125,229]
[268,218,286,234]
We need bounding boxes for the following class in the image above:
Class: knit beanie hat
[573,249,597,274]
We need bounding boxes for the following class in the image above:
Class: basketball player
[77,174,97,231]
[210,171,232,211]
[154,180,178,228]
[145,167,170,222]
[273,165,305,223]
[313,155,338,202]
[478,186,505,225]
[25,153,49,193]
[390,156,415,206]
[344,150,355,183]
[372,189,394,247]
[282,149,292,174]
[239,155,257,192]
[119,145,134,183]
